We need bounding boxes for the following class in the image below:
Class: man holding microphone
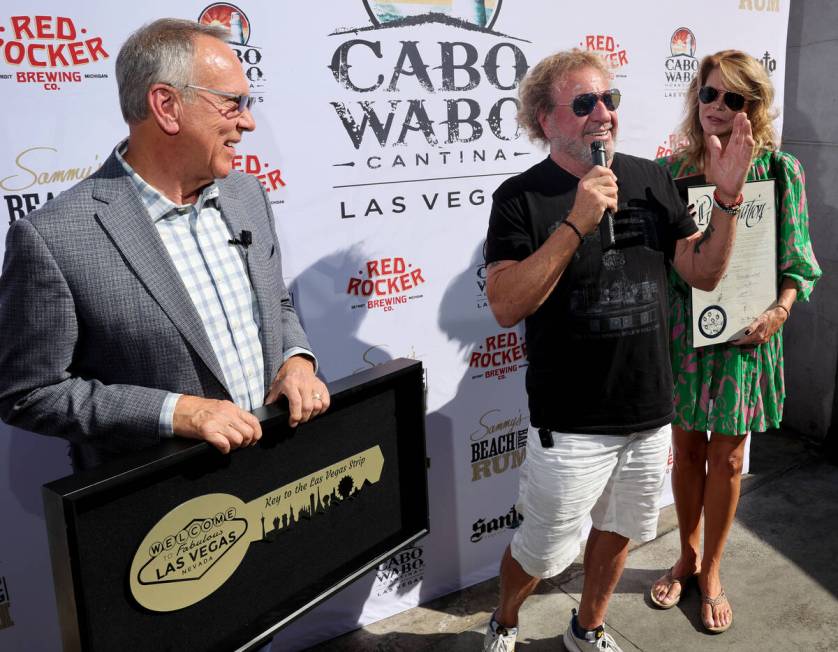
[482,49,753,651]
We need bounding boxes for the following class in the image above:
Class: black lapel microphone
[591,141,616,251]
[228,230,253,248]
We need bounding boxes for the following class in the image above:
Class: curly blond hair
[517,50,611,146]
[675,49,778,171]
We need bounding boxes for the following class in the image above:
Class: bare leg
[576,527,629,629]
[652,426,706,604]
[700,432,747,629]
[495,545,541,627]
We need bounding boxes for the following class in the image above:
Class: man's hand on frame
[173,395,263,454]
[265,355,330,427]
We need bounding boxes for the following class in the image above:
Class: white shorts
[511,424,670,579]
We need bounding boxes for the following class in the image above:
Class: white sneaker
[562,609,623,652]
[482,612,517,651]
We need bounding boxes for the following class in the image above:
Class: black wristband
[562,219,584,245]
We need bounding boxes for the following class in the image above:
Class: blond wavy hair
[675,49,778,171]
[517,50,611,146]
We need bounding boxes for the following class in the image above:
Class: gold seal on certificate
[128,446,385,612]
[687,179,777,348]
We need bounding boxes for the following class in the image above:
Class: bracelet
[713,190,744,217]
[712,196,741,217]
[774,304,790,319]
[562,219,584,245]
[713,190,744,208]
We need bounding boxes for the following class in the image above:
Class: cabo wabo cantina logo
[473,239,489,310]
[130,446,384,611]
[198,3,265,93]
[373,544,425,597]
[200,5,286,201]
[475,258,488,309]
[469,408,528,481]
[347,256,426,311]
[330,1,529,220]
[0,15,109,90]
[470,330,526,380]
[579,33,629,79]
[664,27,698,97]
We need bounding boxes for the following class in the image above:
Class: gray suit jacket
[0,150,311,469]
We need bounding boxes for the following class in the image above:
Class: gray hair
[116,18,230,124]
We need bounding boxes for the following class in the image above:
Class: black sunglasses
[698,85,746,111]
[556,89,621,117]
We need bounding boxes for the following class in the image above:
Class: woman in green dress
[649,50,821,632]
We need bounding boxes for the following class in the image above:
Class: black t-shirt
[486,154,698,434]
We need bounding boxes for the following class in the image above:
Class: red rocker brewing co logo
[579,33,629,79]
[231,152,286,201]
[347,257,426,312]
[469,330,527,380]
[0,15,110,90]
[655,132,689,160]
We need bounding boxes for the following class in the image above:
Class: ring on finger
[312,392,322,401]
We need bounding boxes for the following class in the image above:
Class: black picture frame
[42,358,428,652]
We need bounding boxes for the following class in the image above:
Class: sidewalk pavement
[306,429,838,651]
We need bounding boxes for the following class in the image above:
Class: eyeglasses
[556,89,621,117]
[184,84,256,114]
[698,85,746,111]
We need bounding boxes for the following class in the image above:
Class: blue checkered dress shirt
[116,145,308,436]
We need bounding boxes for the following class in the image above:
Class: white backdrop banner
[0,1,788,650]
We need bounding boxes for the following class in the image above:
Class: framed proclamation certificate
[687,179,777,347]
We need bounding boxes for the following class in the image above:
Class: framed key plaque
[43,358,428,652]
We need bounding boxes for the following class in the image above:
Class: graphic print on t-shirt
[566,203,666,340]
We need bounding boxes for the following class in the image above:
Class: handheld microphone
[591,141,615,251]
[228,230,253,249]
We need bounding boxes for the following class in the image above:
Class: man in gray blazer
[0,19,329,470]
